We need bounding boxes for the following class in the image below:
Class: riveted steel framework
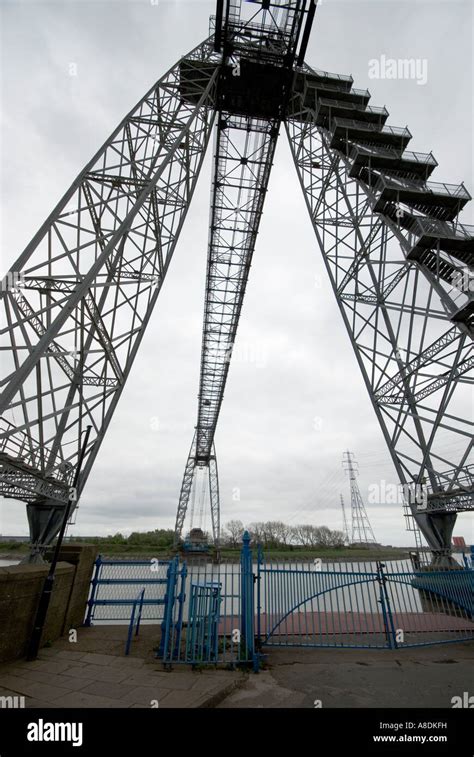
[0,38,219,555]
[286,68,473,558]
[1,0,472,561]
[174,114,280,546]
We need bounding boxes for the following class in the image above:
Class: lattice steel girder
[286,76,473,552]
[0,38,219,551]
[216,0,310,66]
[175,432,198,542]
[196,113,280,464]
[174,1,309,546]
[174,113,280,544]
[208,450,220,546]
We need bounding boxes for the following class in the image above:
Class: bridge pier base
[412,509,457,567]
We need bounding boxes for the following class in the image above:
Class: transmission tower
[342,452,377,546]
[1,0,472,563]
[340,493,350,545]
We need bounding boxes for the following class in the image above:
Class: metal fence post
[173,561,187,658]
[84,555,102,626]
[256,543,263,652]
[240,531,255,666]
[158,556,178,661]
[377,561,397,649]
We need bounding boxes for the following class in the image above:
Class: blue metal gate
[158,532,257,667]
[185,581,222,662]
[257,551,474,650]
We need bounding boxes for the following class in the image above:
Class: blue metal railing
[84,556,172,625]
[125,588,146,655]
[86,544,474,668]
[257,553,474,650]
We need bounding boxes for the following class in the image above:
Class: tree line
[76,522,345,550]
[224,520,345,549]
[87,529,175,547]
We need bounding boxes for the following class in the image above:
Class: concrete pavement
[218,643,474,708]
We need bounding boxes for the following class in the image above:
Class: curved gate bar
[262,569,379,641]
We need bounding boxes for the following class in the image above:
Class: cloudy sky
[0,0,473,546]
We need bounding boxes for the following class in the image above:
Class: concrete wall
[44,544,97,633]
[0,544,97,663]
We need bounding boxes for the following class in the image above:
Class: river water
[2,556,469,630]
[85,557,449,624]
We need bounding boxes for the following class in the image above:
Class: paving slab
[50,650,85,661]
[0,625,246,709]
[191,674,240,693]
[158,689,214,708]
[13,660,73,675]
[60,664,131,683]
[0,675,71,703]
[120,671,183,687]
[79,680,148,701]
[118,685,171,706]
[24,699,62,709]
[79,652,122,666]
[51,690,132,708]
[8,670,95,692]
[109,656,146,669]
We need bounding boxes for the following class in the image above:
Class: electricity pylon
[1,0,472,563]
[342,452,377,546]
[340,493,350,545]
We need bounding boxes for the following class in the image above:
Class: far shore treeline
[0,520,410,560]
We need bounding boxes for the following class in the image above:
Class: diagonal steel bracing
[0,38,219,556]
[286,65,473,559]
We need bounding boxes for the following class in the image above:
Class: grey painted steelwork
[1,0,472,562]
[287,63,472,561]
[0,38,219,559]
[174,0,309,546]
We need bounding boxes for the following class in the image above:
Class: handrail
[332,117,411,138]
[304,79,370,99]
[350,144,437,166]
[311,67,353,84]
[406,216,474,240]
[375,174,471,200]
[125,588,146,655]
[318,98,388,116]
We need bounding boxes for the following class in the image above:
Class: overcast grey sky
[0,0,473,546]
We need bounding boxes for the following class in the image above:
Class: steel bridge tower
[1,0,472,563]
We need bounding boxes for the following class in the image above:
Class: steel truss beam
[173,0,312,546]
[0,38,219,557]
[174,113,280,545]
